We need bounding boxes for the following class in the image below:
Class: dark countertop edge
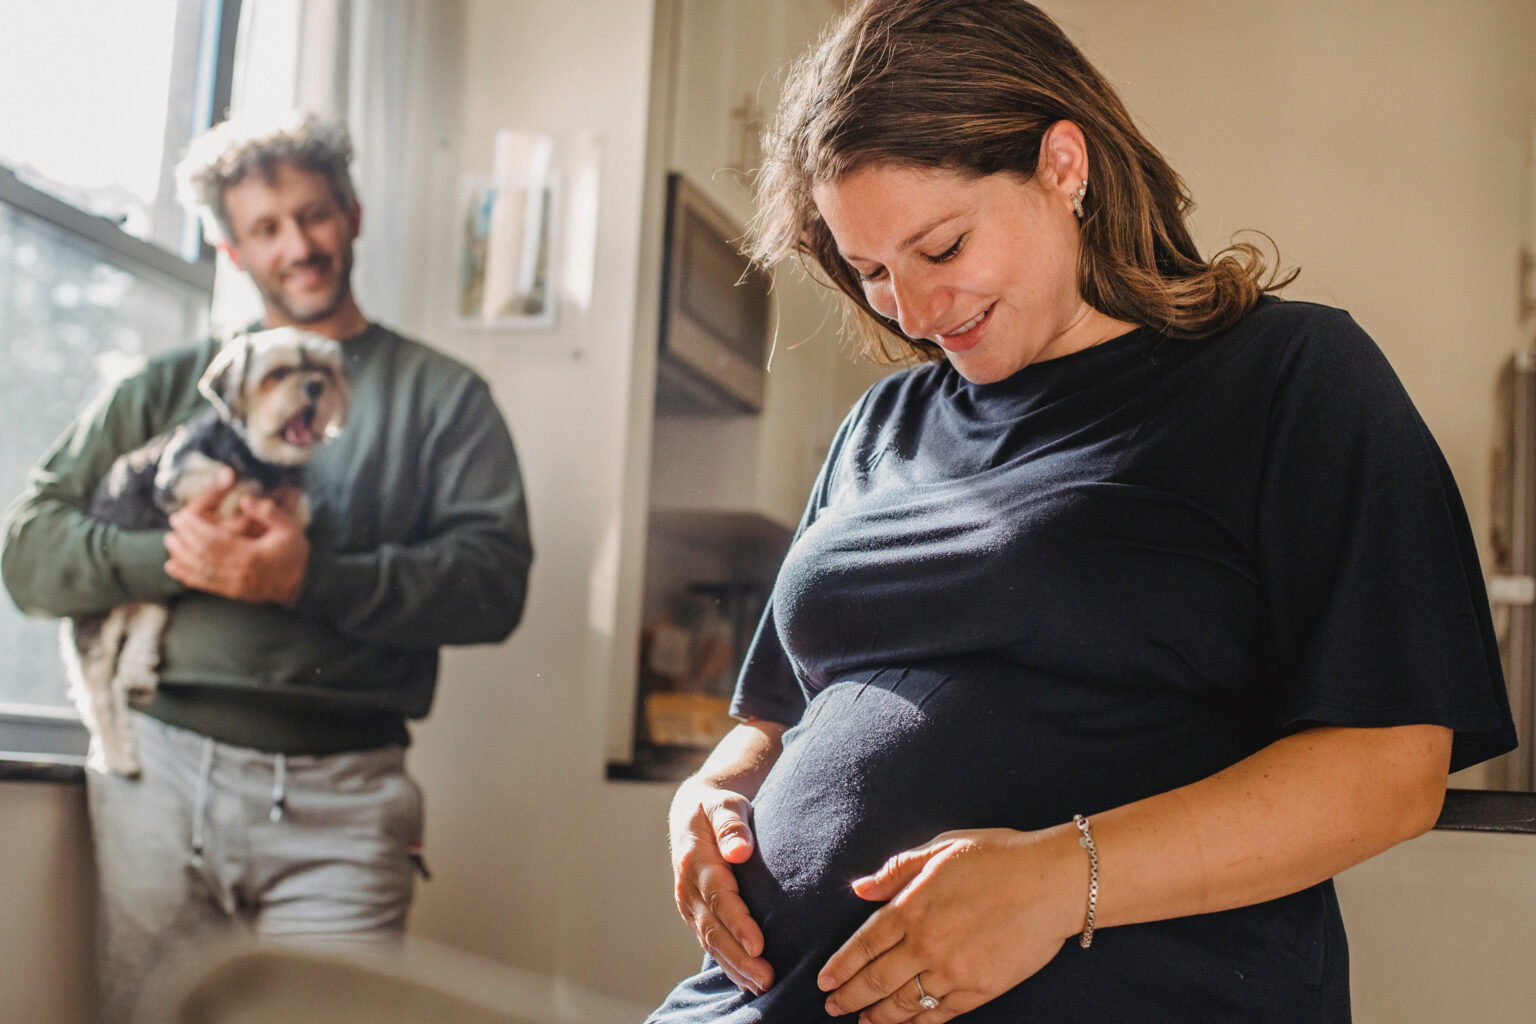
[0,755,86,784]
[601,769,1536,836]
[9,757,1536,834]
[606,748,707,784]
[1435,788,1536,834]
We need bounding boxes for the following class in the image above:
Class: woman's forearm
[1087,723,1451,931]
[816,722,1455,1018]
[688,718,788,800]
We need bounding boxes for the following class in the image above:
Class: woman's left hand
[817,826,1084,1021]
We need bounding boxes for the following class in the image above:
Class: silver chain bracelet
[1072,813,1099,948]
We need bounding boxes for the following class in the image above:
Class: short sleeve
[730,599,807,726]
[728,387,877,728]
[1258,310,1515,772]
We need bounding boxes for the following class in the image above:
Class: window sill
[0,757,84,784]
[0,704,88,783]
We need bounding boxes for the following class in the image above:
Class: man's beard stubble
[260,250,354,326]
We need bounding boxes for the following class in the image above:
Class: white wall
[387,0,881,1012]
[375,0,696,1012]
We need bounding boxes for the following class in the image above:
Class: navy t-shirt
[648,299,1515,1023]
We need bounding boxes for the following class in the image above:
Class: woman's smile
[935,304,993,351]
[812,162,1136,384]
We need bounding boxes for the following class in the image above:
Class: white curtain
[213,0,430,331]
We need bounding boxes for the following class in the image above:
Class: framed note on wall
[455,130,559,330]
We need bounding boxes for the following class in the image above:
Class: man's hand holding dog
[164,470,309,605]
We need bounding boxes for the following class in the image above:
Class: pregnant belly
[733,661,1253,1001]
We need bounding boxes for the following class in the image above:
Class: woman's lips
[934,304,993,353]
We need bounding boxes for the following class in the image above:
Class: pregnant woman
[648,1,1516,1021]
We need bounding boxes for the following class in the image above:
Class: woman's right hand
[666,719,787,995]
[669,777,775,995]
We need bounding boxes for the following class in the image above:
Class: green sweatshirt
[1,323,532,754]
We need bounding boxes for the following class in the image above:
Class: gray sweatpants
[86,711,423,1024]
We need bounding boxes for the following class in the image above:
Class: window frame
[0,0,241,775]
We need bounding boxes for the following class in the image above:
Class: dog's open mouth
[283,408,319,448]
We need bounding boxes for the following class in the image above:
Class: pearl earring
[1072,180,1088,219]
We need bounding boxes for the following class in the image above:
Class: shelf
[647,506,793,550]
[605,743,711,783]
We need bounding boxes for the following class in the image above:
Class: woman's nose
[888,273,948,340]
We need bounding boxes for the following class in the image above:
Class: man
[0,113,533,1023]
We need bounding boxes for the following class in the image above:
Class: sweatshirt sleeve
[2,367,187,618]
[289,372,532,648]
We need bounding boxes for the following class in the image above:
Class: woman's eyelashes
[852,235,966,283]
[925,234,965,264]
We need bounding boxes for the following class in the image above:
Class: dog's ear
[199,336,251,420]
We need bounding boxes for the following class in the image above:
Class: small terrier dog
[63,327,350,775]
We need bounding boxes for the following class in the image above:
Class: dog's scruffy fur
[63,327,350,775]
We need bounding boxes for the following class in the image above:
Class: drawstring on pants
[270,753,287,823]
[190,737,215,862]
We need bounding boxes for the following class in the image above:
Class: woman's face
[813,162,1126,384]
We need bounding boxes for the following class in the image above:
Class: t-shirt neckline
[948,322,1159,403]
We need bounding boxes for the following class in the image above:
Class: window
[0,0,239,760]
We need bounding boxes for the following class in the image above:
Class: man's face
[220,162,359,329]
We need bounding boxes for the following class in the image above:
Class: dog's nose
[303,380,323,400]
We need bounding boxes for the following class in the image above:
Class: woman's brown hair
[750,0,1294,363]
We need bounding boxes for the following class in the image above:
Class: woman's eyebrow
[841,213,964,264]
[898,213,962,251]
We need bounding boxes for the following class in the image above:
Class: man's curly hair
[175,111,356,245]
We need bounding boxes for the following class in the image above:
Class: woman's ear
[1038,120,1091,204]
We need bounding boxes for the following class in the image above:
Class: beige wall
[1338,829,1536,1021]
[1048,0,1536,549]
[0,782,95,1024]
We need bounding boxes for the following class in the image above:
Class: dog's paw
[120,676,159,703]
[86,738,142,778]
